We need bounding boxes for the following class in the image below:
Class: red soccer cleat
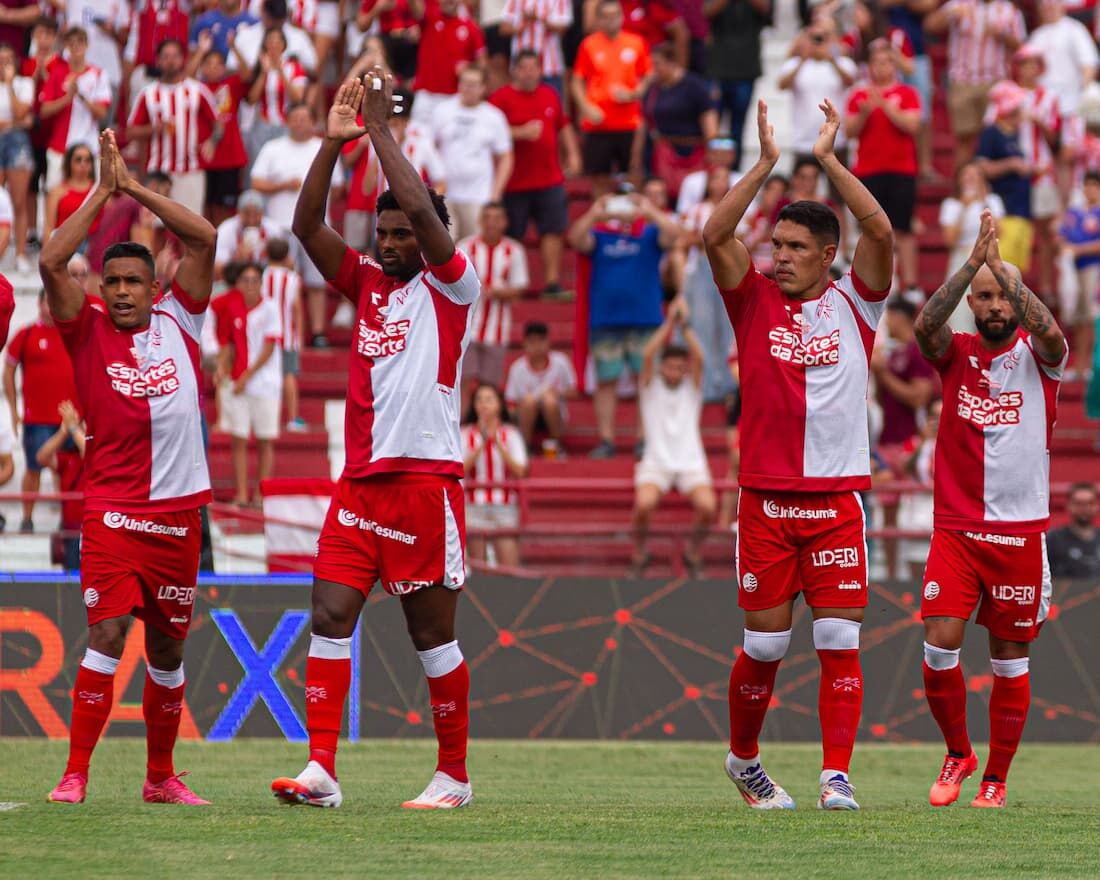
[143,771,211,805]
[929,751,979,807]
[970,780,1007,808]
[47,772,87,804]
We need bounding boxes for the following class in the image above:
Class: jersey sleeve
[160,281,208,341]
[556,352,577,393]
[90,69,112,107]
[329,246,385,306]
[214,220,235,265]
[427,248,481,305]
[505,425,529,470]
[4,323,26,365]
[262,299,282,342]
[53,295,99,356]
[718,263,767,327]
[1024,332,1069,379]
[128,88,150,127]
[938,197,962,228]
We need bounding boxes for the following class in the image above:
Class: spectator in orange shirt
[570,0,653,196]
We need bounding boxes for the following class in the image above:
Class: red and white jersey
[929,330,1065,534]
[262,265,303,353]
[461,422,528,504]
[720,266,888,492]
[501,0,573,78]
[504,350,576,404]
[54,287,212,513]
[240,295,283,398]
[129,78,219,174]
[43,63,112,155]
[457,234,529,346]
[943,0,1027,86]
[256,59,308,125]
[328,246,481,479]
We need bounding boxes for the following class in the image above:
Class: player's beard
[974,314,1018,343]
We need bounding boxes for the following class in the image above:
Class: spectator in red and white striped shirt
[461,383,529,569]
[127,39,220,217]
[246,26,307,129]
[926,0,1026,169]
[458,201,529,411]
[500,0,573,94]
[261,236,306,431]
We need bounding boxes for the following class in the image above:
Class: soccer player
[913,211,1066,809]
[41,129,218,805]
[271,69,481,810]
[0,273,12,348]
[703,100,895,811]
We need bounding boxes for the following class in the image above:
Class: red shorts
[80,509,202,639]
[921,529,1051,642]
[314,474,467,597]
[735,487,868,611]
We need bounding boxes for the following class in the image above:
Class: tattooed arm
[914,212,996,361]
[986,233,1067,364]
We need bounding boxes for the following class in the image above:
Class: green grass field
[1,740,1097,879]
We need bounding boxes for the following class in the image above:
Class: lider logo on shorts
[103,511,189,537]
[762,499,838,520]
[157,585,196,606]
[811,547,860,569]
[991,584,1036,605]
[336,508,417,544]
[768,326,840,367]
[357,317,410,358]
[923,581,941,600]
[83,587,100,607]
[957,385,1023,427]
[107,359,181,398]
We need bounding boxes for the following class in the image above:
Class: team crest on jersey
[815,292,834,321]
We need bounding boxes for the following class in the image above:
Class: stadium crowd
[1,0,1100,574]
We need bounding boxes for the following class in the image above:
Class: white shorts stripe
[1037,532,1052,625]
[442,488,465,588]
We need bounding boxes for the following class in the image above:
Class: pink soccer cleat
[143,771,211,805]
[970,780,1007,808]
[929,751,979,807]
[47,772,87,804]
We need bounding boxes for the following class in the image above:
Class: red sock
[817,649,863,773]
[143,674,185,784]
[306,656,351,778]
[727,653,780,760]
[923,663,972,756]
[984,672,1030,782]
[65,666,114,776]
[428,661,470,783]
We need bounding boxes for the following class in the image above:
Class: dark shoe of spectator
[683,552,705,581]
[634,439,645,460]
[310,334,329,349]
[541,283,574,301]
[19,517,33,534]
[589,440,615,459]
[628,553,651,578]
[26,232,41,252]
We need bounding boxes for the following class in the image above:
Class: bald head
[970,262,1021,298]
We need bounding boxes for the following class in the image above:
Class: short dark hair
[661,344,689,361]
[285,101,312,119]
[144,170,172,188]
[237,261,264,279]
[513,49,539,66]
[157,38,184,57]
[63,25,88,42]
[1068,481,1098,499]
[463,382,510,425]
[776,200,840,247]
[263,0,288,21]
[524,321,549,338]
[223,262,243,285]
[376,187,451,230]
[1085,171,1100,186]
[886,296,918,320]
[792,157,819,177]
[266,237,290,262]
[33,15,58,32]
[652,42,678,63]
[103,242,156,280]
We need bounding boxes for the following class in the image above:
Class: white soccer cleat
[818,771,860,811]
[271,760,343,808]
[724,752,796,810]
[401,771,473,810]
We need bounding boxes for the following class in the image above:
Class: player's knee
[87,618,128,658]
[311,602,357,639]
[540,390,559,409]
[145,634,184,671]
[407,619,454,652]
[923,642,960,670]
[742,628,791,663]
[812,617,861,651]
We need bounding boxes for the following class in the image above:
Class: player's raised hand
[104,129,134,193]
[757,100,779,165]
[327,77,368,142]
[360,66,394,131]
[967,210,996,269]
[98,129,117,193]
[812,98,841,162]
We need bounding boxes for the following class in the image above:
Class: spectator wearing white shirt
[220,261,283,506]
[1029,0,1097,116]
[459,201,528,411]
[504,320,576,457]
[214,189,284,279]
[776,17,856,165]
[675,137,739,215]
[250,102,344,346]
[0,43,34,273]
[462,383,529,569]
[231,0,317,76]
[261,236,306,431]
[432,65,513,241]
[56,0,130,89]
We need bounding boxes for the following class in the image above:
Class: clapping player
[703,99,894,810]
[914,211,1066,808]
[271,70,481,810]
